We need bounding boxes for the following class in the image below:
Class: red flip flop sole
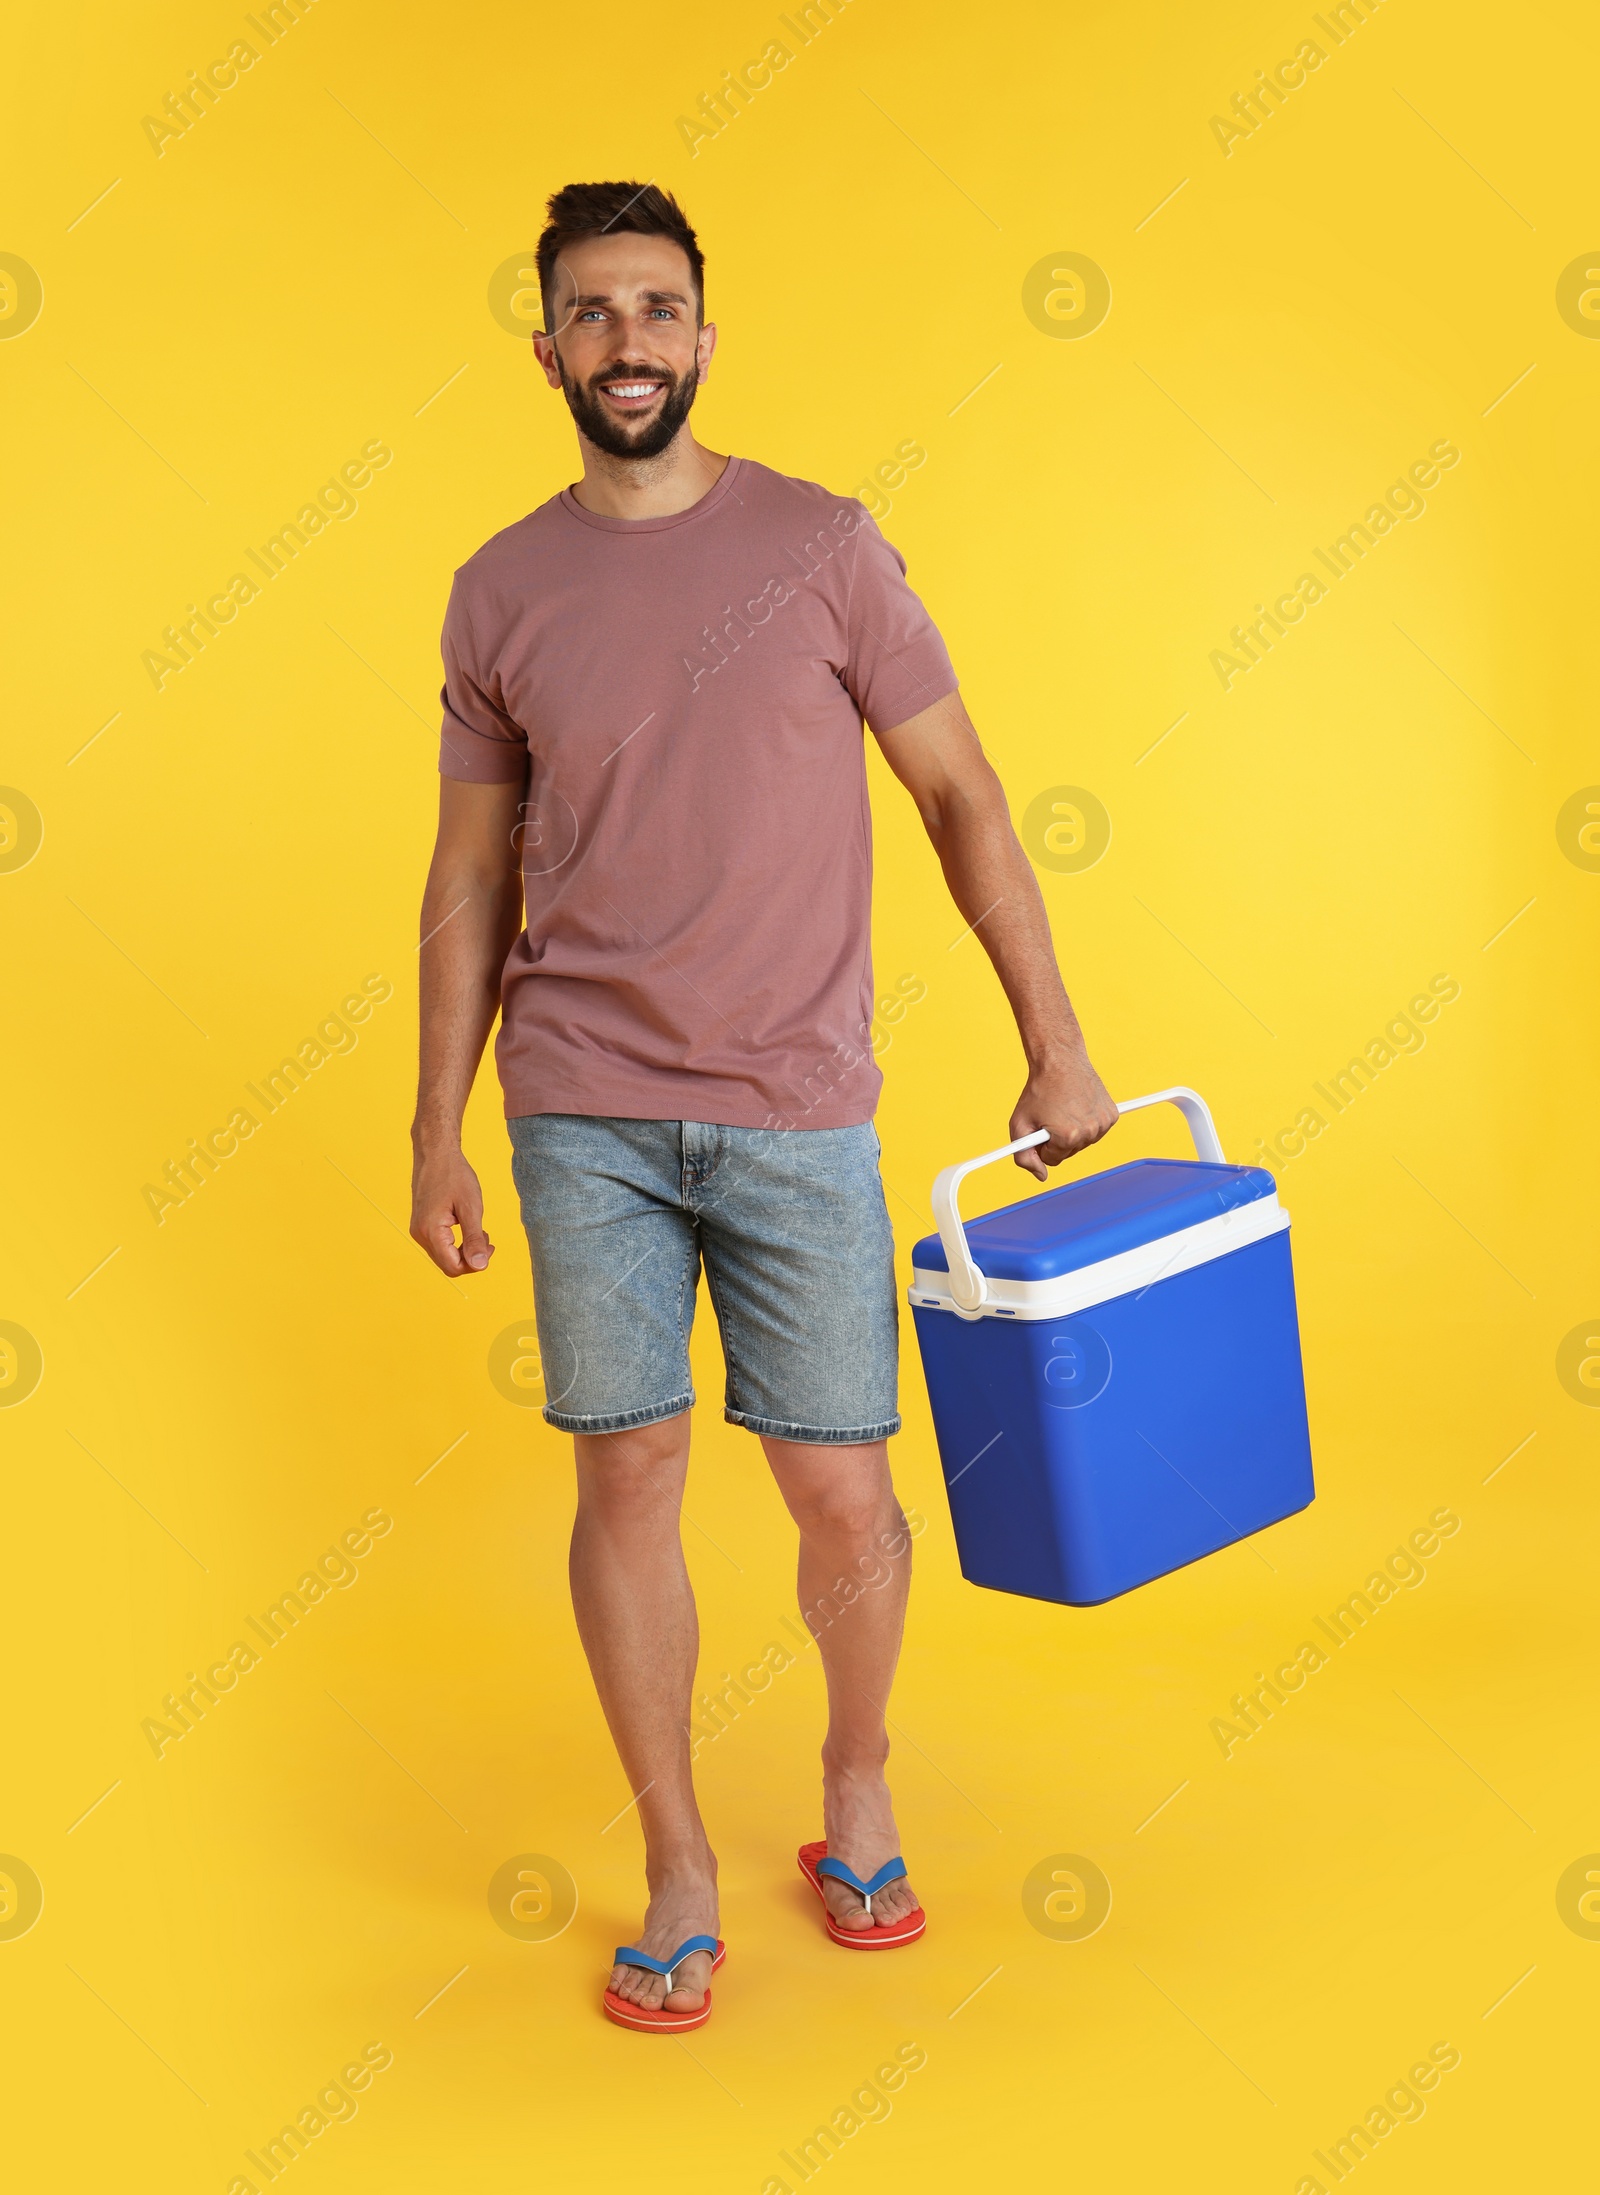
[824,1909,926,1949]
[797,1843,927,1950]
[602,1988,714,2032]
[601,1943,725,2031]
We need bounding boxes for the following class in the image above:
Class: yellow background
[6,1,1596,2186]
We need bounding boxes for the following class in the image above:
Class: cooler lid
[911,1157,1277,1283]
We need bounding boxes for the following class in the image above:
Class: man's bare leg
[569,1414,719,2013]
[761,1436,919,1933]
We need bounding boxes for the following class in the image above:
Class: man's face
[534,233,715,461]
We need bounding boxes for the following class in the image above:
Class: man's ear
[532,334,564,391]
[696,320,718,383]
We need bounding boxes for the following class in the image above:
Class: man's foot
[819,1766,919,1932]
[606,1865,719,2014]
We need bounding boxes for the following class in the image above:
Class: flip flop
[797,1842,927,1949]
[601,1934,725,2033]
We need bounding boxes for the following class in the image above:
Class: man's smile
[598,378,669,410]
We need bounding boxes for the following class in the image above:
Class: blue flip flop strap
[612,1933,719,1978]
[815,1855,907,1898]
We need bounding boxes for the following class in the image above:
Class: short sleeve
[438,574,529,783]
[839,508,959,734]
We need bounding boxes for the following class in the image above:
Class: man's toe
[663,1954,710,2009]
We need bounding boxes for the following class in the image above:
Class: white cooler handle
[930,1086,1226,1313]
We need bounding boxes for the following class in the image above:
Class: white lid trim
[909,1194,1290,1322]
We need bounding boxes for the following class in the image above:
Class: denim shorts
[507,1114,900,1443]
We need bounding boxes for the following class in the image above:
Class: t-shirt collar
[557,454,744,533]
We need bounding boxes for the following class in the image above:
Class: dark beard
[558,358,700,460]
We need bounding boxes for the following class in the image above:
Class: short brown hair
[536,181,705,330]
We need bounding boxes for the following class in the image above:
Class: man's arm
[409,778,526,1271]
[874,689,1118,1179]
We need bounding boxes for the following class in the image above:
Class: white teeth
[606,383,661,398]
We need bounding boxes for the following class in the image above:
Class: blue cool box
[909,1091,1315,1606]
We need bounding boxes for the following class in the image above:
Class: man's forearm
[408,779,525,1273]
[873,692,1116,1168]
[411,861,522,1151]
[922,773,1088,1065]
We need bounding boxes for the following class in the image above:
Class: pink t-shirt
[437,455,958,1129]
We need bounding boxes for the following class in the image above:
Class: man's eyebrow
[568,288,690,308]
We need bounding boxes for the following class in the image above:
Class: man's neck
[569,431,730,521]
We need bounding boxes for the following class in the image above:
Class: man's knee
[791,1468,901,1547]
[574,1415,689,1508]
